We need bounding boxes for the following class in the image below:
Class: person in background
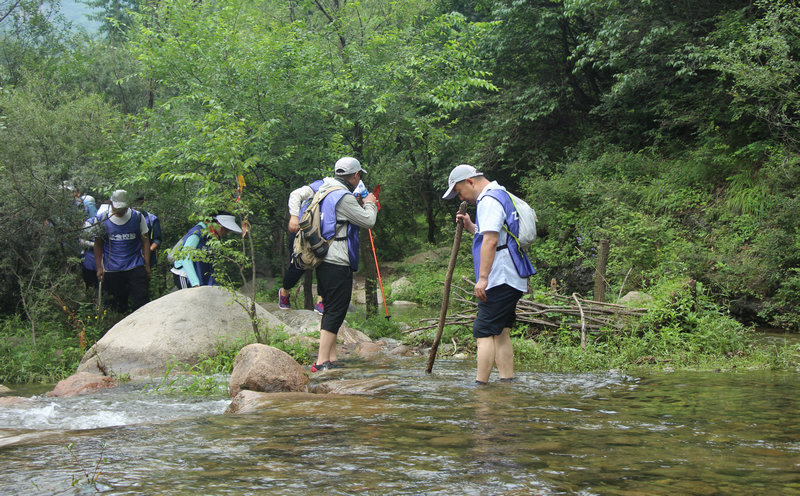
[310,157,378,372]
[280,178,325,313]
[280,178,369,313]
[80,215,99,289]
[81,194,98,218]
[442,164,535,384]
[170,212,242,289]
[134,195,162,268]
[93,189,151,313]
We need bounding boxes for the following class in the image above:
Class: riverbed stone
[0,396,31,408]
[0,385,10,394]
[228,343,309,397]
[48,372,119,397]
[226,390,319,414]
[339,325,371,345]
[390,277,413,297]
[389,344,413,357]
[618,291,653,306]
[309,377,395,395]
[355,341,382,358]
[226,389,386,415]
[352,286,385,305]
[76,286,295,379]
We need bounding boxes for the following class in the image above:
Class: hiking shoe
[328,360,343,368]
[311,361,331,373]
[499,377,515,383]
[278,290,290,310]
[314,301,324,315]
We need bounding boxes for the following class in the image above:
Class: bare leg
[316,329,337,365]
[495,328,514,379]
[476,336,496,383]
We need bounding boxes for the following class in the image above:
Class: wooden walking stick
[426,201,468,374]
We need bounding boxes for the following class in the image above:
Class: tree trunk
[425,191,436,244]
[593,238,609,302]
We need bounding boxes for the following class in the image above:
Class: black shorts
[473,284,523,338]
[315,262,353,334]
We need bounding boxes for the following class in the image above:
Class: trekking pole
[368,228,390,320]
[97,280,103,310]
[426,201,467,374]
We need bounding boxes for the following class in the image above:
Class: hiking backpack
[504,191,537,249]
[291,185,346,270]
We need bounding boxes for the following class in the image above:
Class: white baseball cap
[214,213,242,233]
[110,189,129,209]
[442,164,483,200]
[334,157,366,176]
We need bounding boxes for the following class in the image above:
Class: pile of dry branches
[406,279,647,349]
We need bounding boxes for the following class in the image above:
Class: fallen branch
[406,279,648,339]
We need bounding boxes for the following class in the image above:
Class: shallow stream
[1,355,798,495]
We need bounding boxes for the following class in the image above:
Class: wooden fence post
[593,238,610,302]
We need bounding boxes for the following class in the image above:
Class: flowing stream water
[1,355,798,495]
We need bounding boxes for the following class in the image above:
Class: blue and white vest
[174,223,216,286]
[140,209,159,266]
[81,247,97,271]
[98,210,144,272]
[320,188,360,271]
[472,190,536,280]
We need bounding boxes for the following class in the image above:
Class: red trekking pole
[368,185,390,320]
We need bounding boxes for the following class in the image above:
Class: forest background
[1,0,798,381]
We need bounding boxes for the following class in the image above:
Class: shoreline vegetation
[2,251,798,387]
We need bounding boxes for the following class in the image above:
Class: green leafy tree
[704,0,800,152]
[0,81,119,339]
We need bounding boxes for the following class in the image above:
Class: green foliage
[0,315,86,383]
[347,313,407,341]
[704,0,800,151]
[386,243,473,306]
[266,328,314,365]
[65,441,106,492]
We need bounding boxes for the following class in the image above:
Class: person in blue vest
[80,215,99,289]
[93,189,151,313]
[170,212,242,289]
[279,178,325,313]
[442,164,536,384]
[310,157,378,372]
[81,194,98,218]
[133,195,162,268]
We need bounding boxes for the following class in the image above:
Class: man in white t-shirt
[443,164,534,384]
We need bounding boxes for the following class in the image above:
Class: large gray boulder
[77,286,295,379]
[228,343,309,397]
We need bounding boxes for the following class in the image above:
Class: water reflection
[0,358,798,495]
